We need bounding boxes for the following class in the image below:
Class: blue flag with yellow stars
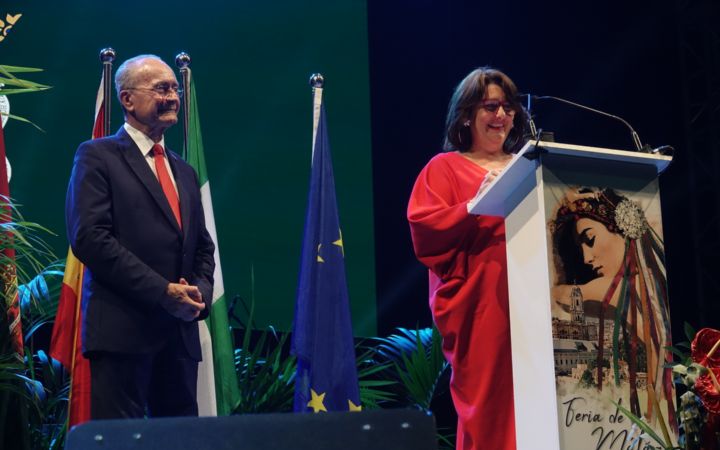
[291,100,361,413]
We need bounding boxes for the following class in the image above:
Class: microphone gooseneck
[532,95,645,152]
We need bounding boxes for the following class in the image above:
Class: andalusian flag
[184,70,240,416]
[49,74,106,427]
[291,87,361,413]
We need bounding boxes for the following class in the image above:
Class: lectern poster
[546,183,678,449]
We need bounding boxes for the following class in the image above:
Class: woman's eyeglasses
[479,101,515,115]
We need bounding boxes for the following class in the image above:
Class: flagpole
[309,73,324,161]
[99,48,115,136]
[175,52,191,161]
[53,49,115,428]
[293,73,362,413]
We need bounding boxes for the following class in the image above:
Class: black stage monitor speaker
[66,409,439,450]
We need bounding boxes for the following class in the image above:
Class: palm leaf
[0,65,44,74]
[0,355,29,399]
[374,326,449,411]
[0,63,51,131]
[665,346,690,361]
[21,262,64,345]
[611,400,676,449]
[0,65,49,94]
[233,270,296,414]
[22,350,69,450]
[436,427,456,450]
[683,322,696,344]
[356,344,396,409]
[0,112,44,131]
[0,87,50,95]
[0,76,50,90]
[234,328,296,413]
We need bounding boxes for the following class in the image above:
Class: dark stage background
[1,0,719,342]
[369,0,720,341]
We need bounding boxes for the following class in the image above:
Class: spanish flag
[49,74,107,427]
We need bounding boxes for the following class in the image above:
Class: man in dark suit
[66,54,215,419]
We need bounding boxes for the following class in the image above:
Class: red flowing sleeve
[407,153,486,281]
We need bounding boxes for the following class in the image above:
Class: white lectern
[469,141,674,450]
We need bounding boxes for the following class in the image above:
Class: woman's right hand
[476,169,501,197]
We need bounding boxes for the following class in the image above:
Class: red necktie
[152,144,182,228]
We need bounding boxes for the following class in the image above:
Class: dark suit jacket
[66,127,215,361]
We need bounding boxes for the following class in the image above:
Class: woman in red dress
[407,67,528,450]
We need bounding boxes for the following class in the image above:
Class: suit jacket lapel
[116,127,182,235]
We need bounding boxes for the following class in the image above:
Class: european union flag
[291,101,361,413]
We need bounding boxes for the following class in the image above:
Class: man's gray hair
[114,54,164,99]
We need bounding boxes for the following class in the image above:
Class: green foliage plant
[0,65,51,130]
[373,327,453,449]
[374,326,449,411]
[0,198,64,450]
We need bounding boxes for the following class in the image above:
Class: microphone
[648,144,674,156]
[525,94,538,140]
[530,95,647,152]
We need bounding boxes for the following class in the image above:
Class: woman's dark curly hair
[443,67,529,154]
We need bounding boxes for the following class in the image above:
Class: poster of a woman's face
[550,188,661,310]
[575,217,626,278]
[546,184,677,447]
